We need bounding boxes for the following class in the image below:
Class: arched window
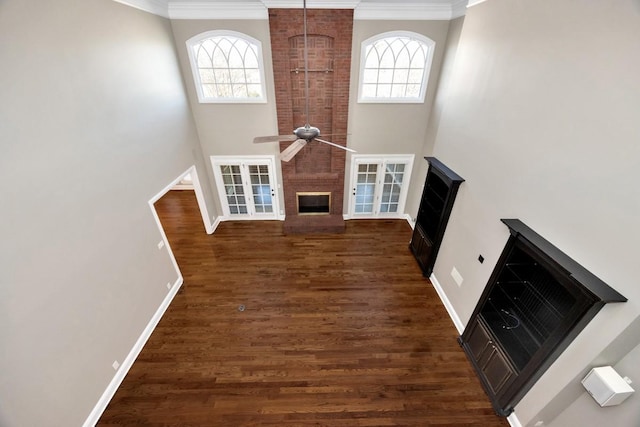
[358,31,435,103]
[186,30,266,103]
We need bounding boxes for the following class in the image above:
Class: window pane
[361,84,377,98]
[408,69,424,84]
[199,69,215,83]
[377,84,391,97]
[393,68,409,84]
[245,69,260,84]
[196,50,211,68]
[202,84,216,97]
[363,69,378,84]
[391,84,406,97]
[214,69,231,84]
[406,84,421,97]
[378,69,393,84]
[228,48,244,68]
[359,34,432,101]
[191,33,265,101]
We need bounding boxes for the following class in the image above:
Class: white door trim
[210,155,281,221]
[347,154,415,219]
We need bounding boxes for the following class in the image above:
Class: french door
[348,155,414,218]
[211,156,280,220]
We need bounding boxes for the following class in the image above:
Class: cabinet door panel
[483,347,516,396]
[465,319,517,398]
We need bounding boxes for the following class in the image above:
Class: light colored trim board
[83,275,183,426]
[115,0,470,20]
[404,213,414,229]
[262,0,359,8]
[507,412,523,427]
[354,1,466,20]
[170,2,268,20]
[428,273,465,334]
[112,0,169,17]
[188,166,215,234]
[151,166,214,235]
[467,0,489,7]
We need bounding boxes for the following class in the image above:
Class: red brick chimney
[268,7,353,233]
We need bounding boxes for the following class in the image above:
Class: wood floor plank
[97,190,509,426]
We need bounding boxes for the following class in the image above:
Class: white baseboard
[403,213,414,229]
[428,273,465,334]
[82,275,183,427]
[208,216,222,234]
[507,412,523,427]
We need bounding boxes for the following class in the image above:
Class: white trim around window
[186,30,267,104]
[358,31,435,104]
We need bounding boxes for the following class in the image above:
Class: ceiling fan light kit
[253,0,355,161]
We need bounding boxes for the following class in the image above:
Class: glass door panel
[248,164,274,214]
[354,163,378,214]
[211,156,279,220]
[349,155,414,218]
[380,163,405,213]
[220,165,248,215]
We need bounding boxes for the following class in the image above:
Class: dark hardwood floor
[98,190,509,426]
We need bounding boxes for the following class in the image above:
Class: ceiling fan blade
[314,137,357,153]
[253,134,297,144]
[279,139,307,162]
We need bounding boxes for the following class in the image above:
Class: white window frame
[347,154,415,219]
[211,155,281,220]
[186,30,267,104]
[358,31,435,104]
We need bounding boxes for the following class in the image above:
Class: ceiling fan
[253,0,356,162]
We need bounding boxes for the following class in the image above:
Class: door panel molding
[347,154,414,219]
[211,155,281,221]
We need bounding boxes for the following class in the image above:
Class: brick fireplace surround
[268,8,353,233]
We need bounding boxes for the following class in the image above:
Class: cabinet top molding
[425,157,465,183]
[501,219,627,303]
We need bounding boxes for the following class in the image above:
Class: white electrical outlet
[157,240,165,250]
[451,267,464,287]
[112,360,120,370]
[167,282,172,290]
[534,421,544,427]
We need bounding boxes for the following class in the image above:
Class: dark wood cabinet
[410,157,464,276]
[459,219,627,416]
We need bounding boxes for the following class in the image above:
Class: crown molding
[113,0,470,20]
[466,0,489,7]
[113,0,169,18]
[354,0,468,20]
[169,2,268,19]
[262,0,360,8]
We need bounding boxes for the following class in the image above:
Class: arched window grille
[359,31,435,103]
[186,30,266,103]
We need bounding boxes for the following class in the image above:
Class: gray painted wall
[0,1,211,425]
[346,19,451,217]
[429,0,640,425]
[547,338,640,427]
[170,19,281,215]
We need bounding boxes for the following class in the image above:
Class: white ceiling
[114,0,478,20]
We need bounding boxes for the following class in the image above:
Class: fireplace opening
[297,192,330,215]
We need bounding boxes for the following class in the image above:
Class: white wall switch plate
[112,360,120,370]
[157,240,165,249]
